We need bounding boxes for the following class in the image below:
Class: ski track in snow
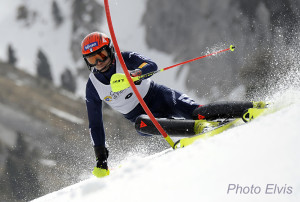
[33,92,300,202]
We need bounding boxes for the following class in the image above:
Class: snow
[46,106,85,124]
[0,123,17,147]
[0,0,74,85]
[33,91,300,202]
[39,159,57,167]
[0,0,193,100]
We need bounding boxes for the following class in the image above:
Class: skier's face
[86,49,111,73]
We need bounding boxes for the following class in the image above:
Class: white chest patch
[89,56,151,114]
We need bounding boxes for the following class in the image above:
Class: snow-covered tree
[7,44,17,66]
[37,49,53,82]
[52,0,64,27]
[61,68,76,93]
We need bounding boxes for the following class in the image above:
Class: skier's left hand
[93,146,110,178]
[93,167,110,178]
[93,157,110,178]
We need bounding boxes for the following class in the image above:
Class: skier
[81,32,266,178]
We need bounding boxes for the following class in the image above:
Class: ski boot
[194,120,220,134]
[242,107,268,122]
[252,101,269,109]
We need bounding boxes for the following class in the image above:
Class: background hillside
[0,0,300,201]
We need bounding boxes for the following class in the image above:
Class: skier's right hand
[93,146,110,178]
[129,69,142,85]
[129,69,142,77]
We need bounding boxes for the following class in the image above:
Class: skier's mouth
[98,65,110,72]
[95,59,111,72]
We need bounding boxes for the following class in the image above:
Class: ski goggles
[86,49,109,66]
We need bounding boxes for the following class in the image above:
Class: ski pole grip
[230,45,235,51]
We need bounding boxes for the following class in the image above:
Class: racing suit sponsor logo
[178,94,195,105]
[129,52,150,60]
[104,96,112,102]
[103,90,126,102]
[125,92,133,99]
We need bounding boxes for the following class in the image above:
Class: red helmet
[81,32,115,72]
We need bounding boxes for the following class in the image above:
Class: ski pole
[111,45,235,92]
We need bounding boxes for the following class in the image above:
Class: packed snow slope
[33,91,300,202]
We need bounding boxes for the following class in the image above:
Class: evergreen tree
[6,132,41,201]
[16,5,28,20]
[52,0,63,27]
[61,68,77,93]
[37,49,53,82]
[7,44,17,66]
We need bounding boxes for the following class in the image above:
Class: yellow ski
[174,118,243,148]
[174,108,270,149]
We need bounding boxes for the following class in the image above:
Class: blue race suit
[85,52,200,147]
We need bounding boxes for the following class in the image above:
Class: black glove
[94,146,109,170]
[129,69,142,85]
